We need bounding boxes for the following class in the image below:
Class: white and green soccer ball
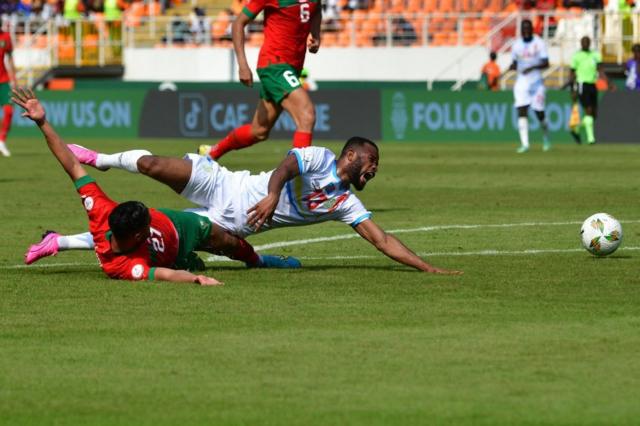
[580,213,623,256]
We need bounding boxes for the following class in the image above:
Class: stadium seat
[124,1,146,27]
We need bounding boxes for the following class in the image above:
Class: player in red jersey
[198,0,321,159]
[0,28,16,157]
[13,88,295,285]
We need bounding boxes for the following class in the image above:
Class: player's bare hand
[11,87,45,124]
[247,193,279,231]
[308,35,320,54]
[194,275,223,286]
[239,65,253,87]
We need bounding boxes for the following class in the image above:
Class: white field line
[249,220,640,252]
[3,219,638,269]
[4,246,640,270]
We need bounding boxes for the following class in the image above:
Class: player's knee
[136,155,160,176]
[252,125,270,142]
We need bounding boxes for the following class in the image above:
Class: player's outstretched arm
[154,267,223,286]
[354,219,463,275]
[247,153,300,231]
[11,88,86,182]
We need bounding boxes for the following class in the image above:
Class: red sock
[0,105,13,141]
[210,124,258,159]
[228,238,260,266]
[292,131,312,148]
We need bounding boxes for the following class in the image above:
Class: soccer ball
[580,213,623,256]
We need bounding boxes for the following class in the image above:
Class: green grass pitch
[2,137,640,425]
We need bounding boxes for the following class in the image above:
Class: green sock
[583,115,595,143]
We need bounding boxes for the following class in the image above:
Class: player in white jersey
[27,138,462,275]
[509,19,551,153]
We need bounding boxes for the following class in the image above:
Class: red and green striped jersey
[243,0,319,71]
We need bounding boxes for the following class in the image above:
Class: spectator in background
[625,44,640,91]
[391,16,416,47]
[190,7,207,44]
[480,51,501,91]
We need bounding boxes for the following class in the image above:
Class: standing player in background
[198,0,321,160]
[509,19,550,153]
[0,26,15,157]
[625,44,640,91]
[569,36,609,145]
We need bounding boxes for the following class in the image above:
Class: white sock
[57,232,95,250]
[518,117,529,148]
[96,150,151,173]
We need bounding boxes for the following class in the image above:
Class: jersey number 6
[283,70,301,88]
[300,3,310,23]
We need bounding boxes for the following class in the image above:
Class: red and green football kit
[0,32,12,106]
[75,175,180,281]
[243,0,319,104]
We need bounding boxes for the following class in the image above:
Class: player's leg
[516,106,530,153]
[203,225,301,268]
[514,80,531,153]
[532,83,550,151]
[25,231,95,264]
[68,144,193,194]
[200,98,282,160]
[0,82,13,157]
[281,87,315,148]
[166,208,301,269]
[580,83,597,144]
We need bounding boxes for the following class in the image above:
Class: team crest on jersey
[131,264,144,279]
[82,196,94,211]
[305,189,348,212]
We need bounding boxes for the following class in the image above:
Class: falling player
[0,26,15,157]
[509,19,550,153]
[29,138,462,275]
[14,88,299,284]
[198,0,321,159]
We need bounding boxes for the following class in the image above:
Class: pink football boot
[24,231,60,265]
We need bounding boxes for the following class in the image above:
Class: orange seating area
[22,0,575,49]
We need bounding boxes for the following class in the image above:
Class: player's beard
[348,156,366,191]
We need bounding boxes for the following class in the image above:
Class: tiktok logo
[179,93,207,137]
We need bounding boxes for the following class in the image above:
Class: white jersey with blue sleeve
[274,146,372,228]
[511,35,548,86]
[181,148,372,238]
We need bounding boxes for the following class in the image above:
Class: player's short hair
[340,136,378,157]
[633,44,640,53]
[108,201,151,239]
[490,51,497,61]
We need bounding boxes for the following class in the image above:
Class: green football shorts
[159,208,212,271]
[257,63,303,105]
[0,82,11,106]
